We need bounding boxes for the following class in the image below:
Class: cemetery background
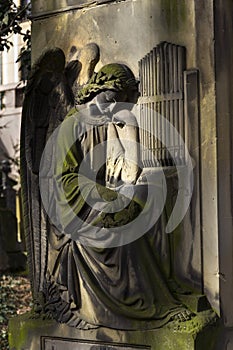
[0,0,30,272]
[0,1,32,349]
[0,274,31,349]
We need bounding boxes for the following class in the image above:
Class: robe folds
[46,106,184,329]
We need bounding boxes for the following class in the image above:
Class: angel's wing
[20,48,80,302]
[70,43,100,88]
[20,45,100,308]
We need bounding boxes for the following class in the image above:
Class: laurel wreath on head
[76,64,138,105]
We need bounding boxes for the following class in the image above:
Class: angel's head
[76,63,140,106]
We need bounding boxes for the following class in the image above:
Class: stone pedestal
[9,311,220,350]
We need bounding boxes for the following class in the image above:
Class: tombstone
[9,0,233,349]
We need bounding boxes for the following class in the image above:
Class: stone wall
[31,0,196,73]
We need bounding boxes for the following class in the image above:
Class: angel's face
[96,87,139,113]
[97,90,127,105]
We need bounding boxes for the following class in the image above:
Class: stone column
[214,0,233,328]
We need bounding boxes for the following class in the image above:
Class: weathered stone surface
[30,0,219,313]
[31,0,116,18]
[8,312,220,350]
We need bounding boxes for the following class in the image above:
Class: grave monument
[9,0,233,349]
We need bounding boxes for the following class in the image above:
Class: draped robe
[46,104,184,329]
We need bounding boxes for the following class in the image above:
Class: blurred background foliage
[0,0,31,80]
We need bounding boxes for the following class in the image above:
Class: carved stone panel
[42,337,150,350]
[138,41,186,167]
[32,0,116,18]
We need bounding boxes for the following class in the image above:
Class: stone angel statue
[25,59,201,330]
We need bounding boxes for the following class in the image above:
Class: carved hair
[76,63,138,105]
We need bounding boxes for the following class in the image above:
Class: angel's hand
[106,156,124,187]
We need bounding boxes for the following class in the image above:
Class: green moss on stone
[8,311,220,350]
[161,0,187,32]
[8,313,55,349]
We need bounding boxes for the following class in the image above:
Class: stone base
[9,312,222,350]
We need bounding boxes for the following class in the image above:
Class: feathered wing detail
[70,43,100,89]
[20,48,80,301]
[20,45,100,312]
